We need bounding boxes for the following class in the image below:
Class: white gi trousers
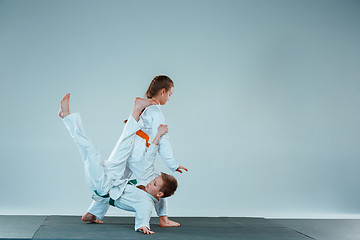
[63,112,140,197]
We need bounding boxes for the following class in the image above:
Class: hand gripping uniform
[86,104,179,219]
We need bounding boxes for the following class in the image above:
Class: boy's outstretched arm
[135,202,155,234]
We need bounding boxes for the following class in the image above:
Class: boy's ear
[157,192,164,198]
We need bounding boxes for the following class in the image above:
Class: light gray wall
[1,0,359,218]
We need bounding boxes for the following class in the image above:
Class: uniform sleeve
[155,197,168,216]
[148,107,180,172]
[140,144,158,183]
[134,202,153,231]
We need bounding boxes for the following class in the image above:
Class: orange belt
[136,130,150,147]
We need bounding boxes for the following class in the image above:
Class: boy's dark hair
[160,172,178,198]
[146,75,174,99]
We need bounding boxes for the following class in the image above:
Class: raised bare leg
[131,97,157,121]
[81,212,103,224]
[59,93,71,118]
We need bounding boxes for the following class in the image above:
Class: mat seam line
[287,227,317,240]
[32,215,48,239]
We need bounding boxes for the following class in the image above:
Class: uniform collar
[151,98,161,105]
[145,191,160,203]
[135,185,160,203]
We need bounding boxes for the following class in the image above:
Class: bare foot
[134,97,157,111]
[81,212,103,224]
[58,93,71,119]
[159,216,180,227]
[131,97,157,121]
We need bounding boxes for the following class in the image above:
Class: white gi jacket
[88,104,179,217]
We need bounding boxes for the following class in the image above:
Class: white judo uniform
[63,112,162,231]
[86,104,179,218]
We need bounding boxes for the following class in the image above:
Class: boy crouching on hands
[59,93,177,234]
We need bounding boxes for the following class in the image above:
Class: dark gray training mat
[1,215,360,239]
